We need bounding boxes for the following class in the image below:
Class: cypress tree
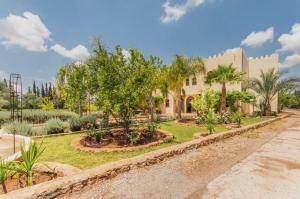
[41,84,45,97]
[45,83,48,97]
[33,81,37,95]
[36,87,40,97]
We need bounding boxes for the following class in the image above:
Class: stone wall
[1,114,289,199]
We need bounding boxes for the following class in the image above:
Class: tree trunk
[265,101,272,116]
[2,182,7,193]
[221,82,227,112]
[78,101,82,117]
[148,93,155,122]
[177,95,182,120]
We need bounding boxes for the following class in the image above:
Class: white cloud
[224,47,240,54]
[280,53,300,68]
[0,12,50,52]
[161,0,205,24]
[241,27,274,47]
[51,44,90,61]
[278,23,300,54]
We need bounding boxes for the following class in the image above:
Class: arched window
[185,78,189,86]
[192,77,197,85]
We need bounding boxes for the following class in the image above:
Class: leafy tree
[143,56,165,121]
[23,93,42,109]
[191,89,219,115]
[278,92,298,111]
[168,55,205,119]
[91,42,155,134]
[41,98,55,111]
[205,64,244,112]
[0,80,9,110]
[56,63,88,116]
[247,68,299,116]
[226,90,256,112]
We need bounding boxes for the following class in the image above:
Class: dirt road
[66,111,300,199]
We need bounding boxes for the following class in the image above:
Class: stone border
[1,114,289,199]
[71,130,173,152]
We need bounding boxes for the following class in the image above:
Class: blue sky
[0,0,300,88]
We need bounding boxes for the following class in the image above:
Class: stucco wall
[163,48,279,115]
[248,53,279,112]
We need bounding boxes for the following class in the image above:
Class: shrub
[217,111,232,124]
[4,121,33,136]
[44,119,67,134]
[86,127,108,143]
[206,110,215,134]
[196,113,207,125]
[41,98,55,111]
[69,117,82,131]
[233,110,243,127]
[0,110,78,125]
[31,127,47,136]
[80,115,97,129]
[126,131,140,145]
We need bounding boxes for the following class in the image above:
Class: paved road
[66,111,300,199]
[202,125,300,199]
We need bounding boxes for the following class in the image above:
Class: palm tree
[168,55,205,119]
[205,64,244,112]
[247,68,299,116]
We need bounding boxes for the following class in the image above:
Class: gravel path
[0,132,21,159]
[66,111,300,199]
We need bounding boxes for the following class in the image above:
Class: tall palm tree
[205,64,244,112]
[168,55,205,119]
[247,68,299,116]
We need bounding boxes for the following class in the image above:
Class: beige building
[160,48,278,115]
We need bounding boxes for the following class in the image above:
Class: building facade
[160,48,279,115]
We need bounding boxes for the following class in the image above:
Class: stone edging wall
[1,114,289,199]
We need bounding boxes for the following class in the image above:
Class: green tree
[278,92,297,111]
[0,80,9,110]
[247,68,299,116]
[56,63,88,116]
[91,41,155,134]
[226,90,256,112]
[32,80,37,95]
[41,84,45,97]
[168,55,205,119]
[23,93,42,109]
[205,64,244,112]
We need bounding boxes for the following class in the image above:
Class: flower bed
[73,129,173,152]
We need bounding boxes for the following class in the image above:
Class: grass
[36,116,271,169]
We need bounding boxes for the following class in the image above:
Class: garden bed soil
[73,129,173,152]
[0,172,63,195]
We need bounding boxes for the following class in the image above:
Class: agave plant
[15,140,45,186]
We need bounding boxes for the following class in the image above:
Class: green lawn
[36,116,271,169]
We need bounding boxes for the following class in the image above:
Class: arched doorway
[186,96,194,113]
